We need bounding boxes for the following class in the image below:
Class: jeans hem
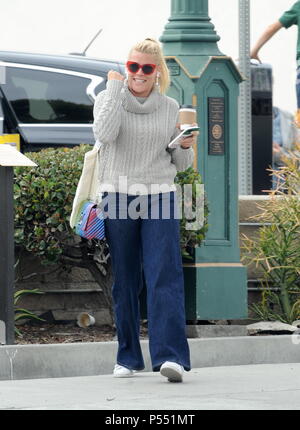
[117,361,145,372]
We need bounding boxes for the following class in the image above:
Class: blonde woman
[93,38,196,382]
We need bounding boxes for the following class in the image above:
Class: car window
[2,67,94,124]
[94,81,106,96]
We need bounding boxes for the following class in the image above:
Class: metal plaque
[208,97,225,155]
[167,64,181,76]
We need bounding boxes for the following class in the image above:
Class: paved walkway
[0,363,300,410]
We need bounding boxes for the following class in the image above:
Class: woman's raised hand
[108,70,125,81]
[179,123,199,149]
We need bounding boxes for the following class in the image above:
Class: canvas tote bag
[69,140,104,234]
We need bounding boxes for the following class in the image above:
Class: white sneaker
[113,364,135,378]
[160,361,184,382]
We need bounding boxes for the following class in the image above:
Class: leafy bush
[14,145,114,324]
[175,167,209,260]
[14,145,90,263]
[242,149,300,323]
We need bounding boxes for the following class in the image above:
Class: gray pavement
[0,363,300,410]
[1,335,300,410]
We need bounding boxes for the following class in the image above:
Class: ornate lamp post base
[161,0,248,321]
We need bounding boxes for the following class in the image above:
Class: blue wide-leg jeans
[102,191,191,372]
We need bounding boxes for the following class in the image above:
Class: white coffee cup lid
[180,123,193,130]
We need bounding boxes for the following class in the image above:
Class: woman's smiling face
[127,50,160,98]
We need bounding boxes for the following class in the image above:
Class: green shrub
[175,167,209,260]
[242,150,300,323]
[14,145,91,263]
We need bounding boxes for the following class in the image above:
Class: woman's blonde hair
[128,38,170,94]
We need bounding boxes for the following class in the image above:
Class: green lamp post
[160,0,248,320]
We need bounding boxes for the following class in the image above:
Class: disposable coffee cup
[179,105,197,130]
[77,312,96,328]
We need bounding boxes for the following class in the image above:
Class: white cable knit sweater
[93,79,194,195]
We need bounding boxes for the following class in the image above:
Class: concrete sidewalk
[0,363,300,410]
[0,335,300,410]
[1,335,300,381]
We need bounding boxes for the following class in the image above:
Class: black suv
[0,51,124,152]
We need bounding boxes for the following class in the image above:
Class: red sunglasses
[126,61,157,75]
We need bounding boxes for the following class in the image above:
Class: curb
[1,335,300,381]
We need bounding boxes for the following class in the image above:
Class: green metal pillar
[161,0,248,320]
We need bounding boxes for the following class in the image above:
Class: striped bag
[75,201,105,240]
[70,140,106,240]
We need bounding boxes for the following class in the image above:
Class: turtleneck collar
[121,79,161,114]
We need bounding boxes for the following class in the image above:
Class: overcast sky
[0,0,297,113]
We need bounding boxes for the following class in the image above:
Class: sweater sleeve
[92,79,124,145]
[169,145,194,172]
[168,127,195,172]
[166,102,195,172]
